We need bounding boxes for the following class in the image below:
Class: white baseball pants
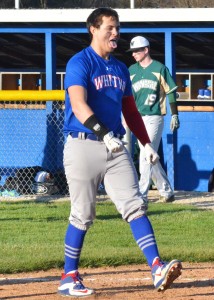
[64,135,147,230]
[138,115,173,199]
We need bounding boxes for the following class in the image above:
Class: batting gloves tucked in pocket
[103,131,124,153]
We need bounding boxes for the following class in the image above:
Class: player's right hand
[144,143,159,165]
[103,131,124,153]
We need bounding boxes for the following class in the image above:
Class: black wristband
[84,114,109,140]
[169,102,178,115]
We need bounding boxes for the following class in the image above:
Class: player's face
[132,47,148,62]
[91,16,120,57]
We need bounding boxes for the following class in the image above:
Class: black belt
[70,132,123,141]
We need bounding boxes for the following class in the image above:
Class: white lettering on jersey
[144,94,157,106]
[132,79,157,93]
[94,75,125,92]
[118,77,126,91]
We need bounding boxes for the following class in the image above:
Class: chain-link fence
[0,98,109,200]
[0,99,70,198]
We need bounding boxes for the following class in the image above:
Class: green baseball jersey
[129,60,178,116]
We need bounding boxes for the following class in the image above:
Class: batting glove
[103,131,124,153]
[170,114,180,132]
[144,143,159,165]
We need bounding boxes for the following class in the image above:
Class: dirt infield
[1,262,214,300]
[1,190,214,300]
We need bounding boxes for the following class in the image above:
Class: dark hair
[86,7,119,39]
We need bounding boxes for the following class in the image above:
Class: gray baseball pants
[64,135,147,230]
[138,115,173,199]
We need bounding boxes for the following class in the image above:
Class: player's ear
[145,47,150,54]
[90,26,96,36]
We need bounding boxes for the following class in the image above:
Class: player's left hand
[144,143,159,165]
[170,114,180,131]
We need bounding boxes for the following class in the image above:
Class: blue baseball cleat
[152,258,182,292]
[58,271,94,297]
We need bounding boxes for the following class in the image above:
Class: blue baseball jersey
[64,46,132,136]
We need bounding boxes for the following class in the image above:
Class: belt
[70,132,101,141]
[70,132,123,141]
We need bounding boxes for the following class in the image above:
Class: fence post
[15,0,20,9]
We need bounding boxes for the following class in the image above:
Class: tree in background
[140,0,211,7]
[0,0,212,8]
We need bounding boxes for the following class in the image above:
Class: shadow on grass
[96,205,199,221]
[147,205,199,217]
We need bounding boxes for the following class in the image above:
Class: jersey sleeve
[125,77,133,97]
[64,54,89,90]
[128,64,137,98]
[161,65,178,95]
[123,65,133,97]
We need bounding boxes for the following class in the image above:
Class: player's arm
[122,95,150,146]
[168,92,180,131]
[67,85,123,153]
[168,92,178,115]
[122,95,159,164]
[68,85,94,123]
[161,65,180,131]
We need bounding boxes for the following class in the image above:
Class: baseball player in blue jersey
[58,7,182,297]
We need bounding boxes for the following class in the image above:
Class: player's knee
[69,219,93,231]
[125,205,147,223]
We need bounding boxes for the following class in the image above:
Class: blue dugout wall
[0,102,64,181]
[0,25,214,192]
[162,111,214,192]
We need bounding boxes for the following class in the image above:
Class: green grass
[0,200,214,274]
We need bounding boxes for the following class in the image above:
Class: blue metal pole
[164,31,176,189]
[44,32,58,171]
[45,32,56,90]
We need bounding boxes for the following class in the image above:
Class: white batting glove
[170,114,180,131]
[144,143,159,165]
[103,131,124,153]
